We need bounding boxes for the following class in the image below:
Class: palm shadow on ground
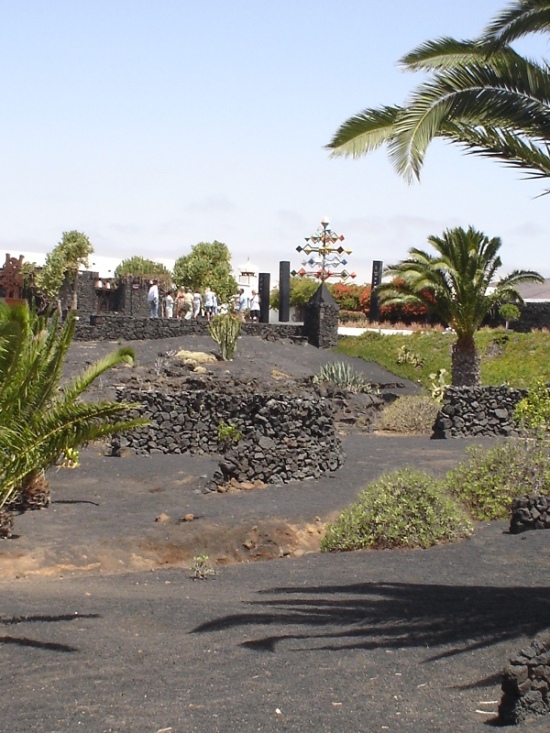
[0,612,100,653]
[192,581,550,659]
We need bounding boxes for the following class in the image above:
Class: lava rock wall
[510,495,550,534]
[433,386,527,438]
[74,315,304,342]
[499,631,550,724]
[115,387,345,486]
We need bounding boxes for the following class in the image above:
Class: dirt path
[0,434,496,581]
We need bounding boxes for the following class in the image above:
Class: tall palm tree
[0,303,148,537]
[377,226,543,386]
[327,2,550,188]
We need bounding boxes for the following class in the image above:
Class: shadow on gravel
[192,581,550,658]
[0,612,100,653]
[0,636,79,652]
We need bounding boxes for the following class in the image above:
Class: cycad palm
[377,226,543,386]
[0,303,147,536]
[327,1,550,188]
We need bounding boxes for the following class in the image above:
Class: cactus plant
[208,313,241,360]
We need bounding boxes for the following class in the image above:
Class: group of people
[148,281,261,321]
[234,288,261,321]
[174,286,218,321]
[147,280,219,321]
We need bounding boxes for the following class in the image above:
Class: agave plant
[313,361,376,394]
[0,303,148,537]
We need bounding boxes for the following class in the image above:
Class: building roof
[237,259,259,274]
[516,279,550,301]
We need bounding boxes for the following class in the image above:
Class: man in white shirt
[147,280,159,318]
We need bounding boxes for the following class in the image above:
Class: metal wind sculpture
[292,218,355,282]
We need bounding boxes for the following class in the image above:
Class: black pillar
[369,260,383,323]
[279,261,290,323]
[258,272,270,323]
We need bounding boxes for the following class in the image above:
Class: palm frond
[483,0,550,48]
[390,55,550,181]
[326,106,401,158]
[444,124,550,185]
[400,37,503,71]
[61,347,135,402]
[0,304,149,511]
[0,402,147,508]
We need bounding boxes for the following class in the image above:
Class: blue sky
[1,0,549,283]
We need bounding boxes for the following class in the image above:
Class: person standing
[249,290,260,322]
[164,290,174,318]
[175,287,186,318]
[204,287,216,322]
[147,280,159,318]
[236,288,248,320]
[192,290,203,320]
[183,289,194,319]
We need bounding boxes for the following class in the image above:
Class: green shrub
[446,438,550,520]
[396,344,424,368]
[216,420,243,449]
[429,368,449,403]
[374,395,439,435]
[322,468,473,551]
[514,381,550,433]
[313,361,376,393]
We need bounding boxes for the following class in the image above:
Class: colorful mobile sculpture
[292,218,355,282]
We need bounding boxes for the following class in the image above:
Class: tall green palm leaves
[0,303,147,532]
[327,1,550,187]
[377,227,543,386]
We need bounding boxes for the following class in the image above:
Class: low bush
[321,469,473,551]
[514,381,550,433]
[374,395,439,435]
[447,438,550,520]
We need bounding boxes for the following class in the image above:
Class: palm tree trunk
[0,508,14,539]
[451,336,480,387]
[11,471,51,513]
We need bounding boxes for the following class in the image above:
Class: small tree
[269,276,320,310]
[115,256,172,286]
[377,226,542,386]
[499,303,521,330]
[35,230,93,310]
[173,241,238,305]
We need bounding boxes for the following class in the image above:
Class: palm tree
[0,303,148,537]
[377,226,543,386]
[326,2,550,188]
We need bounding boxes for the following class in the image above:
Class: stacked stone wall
[433,385,527,438]
[303,302,339,348]
[74,314,304,342]
[115,387,345,487]
[510,495,550,534]
[499,631,550,724]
